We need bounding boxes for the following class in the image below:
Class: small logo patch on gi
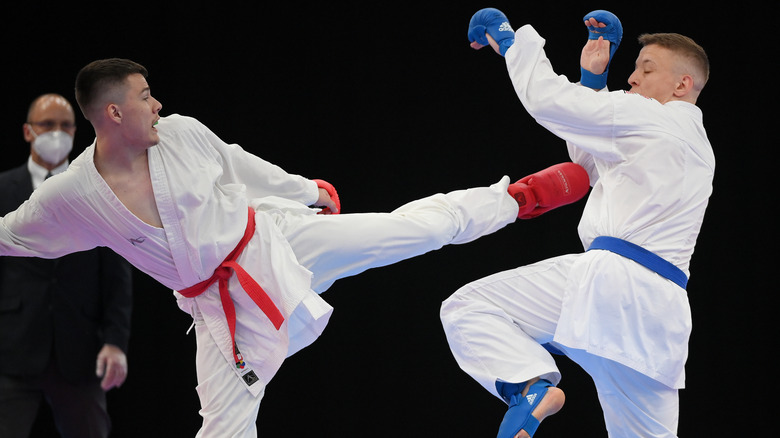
[242,371,259,386]
[233,344,257,386]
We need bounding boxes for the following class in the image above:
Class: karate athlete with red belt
[0,57,589,437]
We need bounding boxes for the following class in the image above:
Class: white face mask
[28,126,74,165]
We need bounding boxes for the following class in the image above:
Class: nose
[152,96,163,113]
[627,70,638,87]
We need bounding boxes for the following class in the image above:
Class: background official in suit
[0,94,133,438]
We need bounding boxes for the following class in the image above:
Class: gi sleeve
[504,25,623,163]
[0,195,96,259]
[195,118,319,205]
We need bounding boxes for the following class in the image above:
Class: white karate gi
[440,25,714,437]
[0,114,519,437]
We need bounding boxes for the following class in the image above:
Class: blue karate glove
[580,10,623,89]
[468,8,515,57]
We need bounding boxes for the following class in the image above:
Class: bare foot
[514,381,566,438]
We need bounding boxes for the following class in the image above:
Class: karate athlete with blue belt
[440,8,714,438]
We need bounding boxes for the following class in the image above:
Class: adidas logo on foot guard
[526,392,537,405]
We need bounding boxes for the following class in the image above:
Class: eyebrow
[636,59,657,69]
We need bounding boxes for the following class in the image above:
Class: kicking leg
[279,177,518,293]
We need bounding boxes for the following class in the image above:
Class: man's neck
[93,134,150,176]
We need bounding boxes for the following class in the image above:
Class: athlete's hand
[313,179,340,214]
[580,19,611,75]
[467,8,515,56]
[579,10,623,89]
[316,189,340,214]
[471,32,502,55]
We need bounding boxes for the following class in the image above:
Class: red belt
[178,207,284,368]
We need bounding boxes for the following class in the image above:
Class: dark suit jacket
[0,163,133,384]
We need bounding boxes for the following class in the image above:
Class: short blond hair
[638,33,709,91]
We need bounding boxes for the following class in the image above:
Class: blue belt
[587,236,688,289]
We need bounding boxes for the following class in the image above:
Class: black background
[2,1,773,436]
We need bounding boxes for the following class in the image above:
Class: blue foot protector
[580,10,623,89]
[495,379,554,438]
[468,8,515,56]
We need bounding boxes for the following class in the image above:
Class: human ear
[22,123,34,142]
[105,103,122,125]
[673,74,694,98]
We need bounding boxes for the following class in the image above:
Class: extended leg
[279,177,518,293]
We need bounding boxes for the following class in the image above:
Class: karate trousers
[193,177,519,437]
[440,254,681,438]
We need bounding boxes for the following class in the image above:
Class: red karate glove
[508,162,590,219]
[313,179,341,214]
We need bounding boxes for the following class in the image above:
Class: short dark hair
[638,33,709,89]
[74,58,148,120]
